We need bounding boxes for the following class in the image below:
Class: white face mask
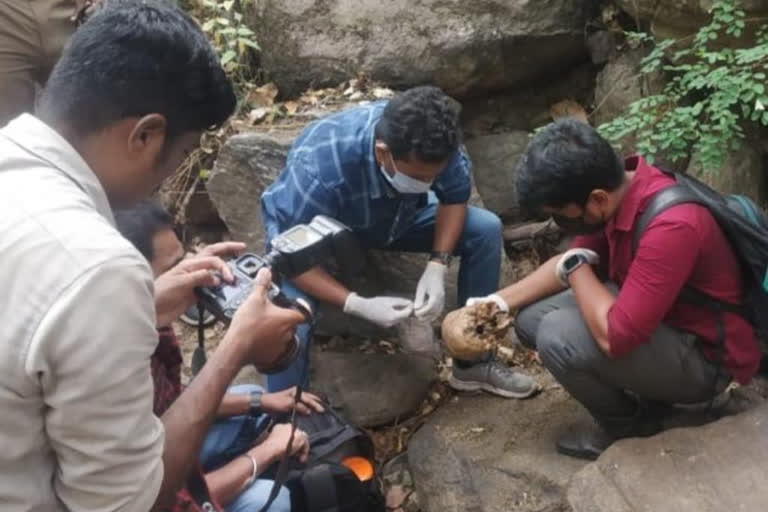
[379,159,433,195]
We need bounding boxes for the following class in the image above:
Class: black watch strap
[429,251,453,266]
[249,389,263,416]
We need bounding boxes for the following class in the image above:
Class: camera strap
[257,320,314,512]
[191,302,207,377]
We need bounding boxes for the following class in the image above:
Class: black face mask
[552,213,606,236]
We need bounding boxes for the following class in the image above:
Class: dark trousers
[514,285,730,418]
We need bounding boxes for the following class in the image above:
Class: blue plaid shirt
[261,101,472,248]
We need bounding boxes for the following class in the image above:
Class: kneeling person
[261,86,536,399]
[470,119,761,459]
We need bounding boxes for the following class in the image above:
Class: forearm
[292,266,350,307]
[205,446,279,506]
[496,254,566,311]
[568,265,614,356]
[216,393,251,418]
[154,339,245,509]
[433,203,467,253]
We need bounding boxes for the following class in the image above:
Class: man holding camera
[0,2,305,511]
[261,86,537,399]
[468,119,761,460]
[116,200,325,512]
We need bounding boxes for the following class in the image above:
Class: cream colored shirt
[0,115,164,511]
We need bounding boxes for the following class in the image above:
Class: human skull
[440,301,512,360]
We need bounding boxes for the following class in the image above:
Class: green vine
[195,0,260,95]
[599,0,768,171]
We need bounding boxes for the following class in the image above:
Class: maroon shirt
[151,327,184,416]
[152,328,222,512]
[571,156,760,384]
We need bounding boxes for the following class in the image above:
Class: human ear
[127,114,167,165]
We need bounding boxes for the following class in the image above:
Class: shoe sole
[447,376,540,399]
[555,444,601,461]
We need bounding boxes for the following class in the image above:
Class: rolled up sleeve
[432,147,472,204]
[27,256,164,512]
[607,219,700,356]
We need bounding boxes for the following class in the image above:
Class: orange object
[341,456,374,482]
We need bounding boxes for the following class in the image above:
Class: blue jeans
[200,384,291,512]
[266,202,503,391]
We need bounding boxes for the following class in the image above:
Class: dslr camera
[196,216,361,373]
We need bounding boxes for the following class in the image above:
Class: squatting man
[261,85,537,399]
[469,119,760,460]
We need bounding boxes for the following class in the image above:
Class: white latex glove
[555,248,600,287]
[465,294,510,314]
[343,293,414,328]
[414,261,447,321]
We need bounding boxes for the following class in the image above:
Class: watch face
[563,254,583,272]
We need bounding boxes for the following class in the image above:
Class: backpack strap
[632,184,746,317]
[632,185,703,254]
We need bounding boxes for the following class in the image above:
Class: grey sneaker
[449,358,539,399]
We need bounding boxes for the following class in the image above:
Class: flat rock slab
[568,402,768,512]
[311,349,436,427]
[408,370,592,512]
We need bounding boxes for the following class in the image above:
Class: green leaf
[240,38,261,50]
[202,19,216,31]
[220,50,237,64]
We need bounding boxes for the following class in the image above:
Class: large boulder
[311,348,436,427]
[567,402,768,512]
[408,370,593,512]
[616,0,768,40]
[245,0,600,98]
[687,137,766,204]
[593,48,685,169]
[464,131,530,221]
[593,48,662,129]
[207,121,520,338]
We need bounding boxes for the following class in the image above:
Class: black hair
[374,86,460,163]
[515,119,624,211]
[114,200,174,261]
[38,0,236,140]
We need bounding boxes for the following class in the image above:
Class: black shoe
[556,424,616,460]
[556,408,663,461]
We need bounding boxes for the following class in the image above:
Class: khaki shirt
[0,115,164,511]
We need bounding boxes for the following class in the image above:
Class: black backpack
[261,406,386,512]
[632,170,768,361]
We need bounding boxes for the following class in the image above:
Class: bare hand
[154,256,232,327]
[261,387,325,416]
[261,424,310,463]
[225,268,307,368]
[196,241,247,259]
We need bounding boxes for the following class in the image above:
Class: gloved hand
[414,261,446,321]
[555,248,600,286]
[343,293,414,328]
[465,294,510,314]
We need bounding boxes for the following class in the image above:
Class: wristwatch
[562,253,590,280]
[248,389,263,416]
[429,251,453,266]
